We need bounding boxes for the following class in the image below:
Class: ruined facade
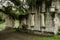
[19,0,60,35]
[0,0,60,35]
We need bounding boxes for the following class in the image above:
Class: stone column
[40,0,45,27]
[54,13,59,35]
[40,13,45,33]
[40,1,45,32]
[31,13,35,26]
[41,13,45,27]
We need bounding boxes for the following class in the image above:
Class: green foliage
[4,6,28,19]
[4,6,19,19]
[0,12,3,19]
[0,0,29,20]
[26,0,37,7]
[26,0,52,9]
[0,12,5,23]
[35,35,60,40]
[10,0,21,6]
[45,0,52,8]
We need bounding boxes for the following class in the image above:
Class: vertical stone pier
[31,13,35,27]
[54,13,59,35]
[41,13,45,27]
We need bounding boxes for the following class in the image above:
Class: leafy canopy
[0,0,29,19]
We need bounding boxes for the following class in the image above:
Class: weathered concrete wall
[19,0,60,35]
[5,15,15,28]
[58,15,60,26]
[45,12,54,32]
[34,11,40,30]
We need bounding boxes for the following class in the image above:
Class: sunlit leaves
[0,0,29,19]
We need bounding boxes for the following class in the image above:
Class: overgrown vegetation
[35,35,60,40]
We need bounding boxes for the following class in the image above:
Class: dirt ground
[0,31,35,40]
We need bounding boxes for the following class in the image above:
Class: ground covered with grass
[0,31,60,40]
[35,35,60,40]
[0,22,60,40]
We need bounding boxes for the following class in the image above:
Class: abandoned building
[19,0,60,35]
[0,0,60,35]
